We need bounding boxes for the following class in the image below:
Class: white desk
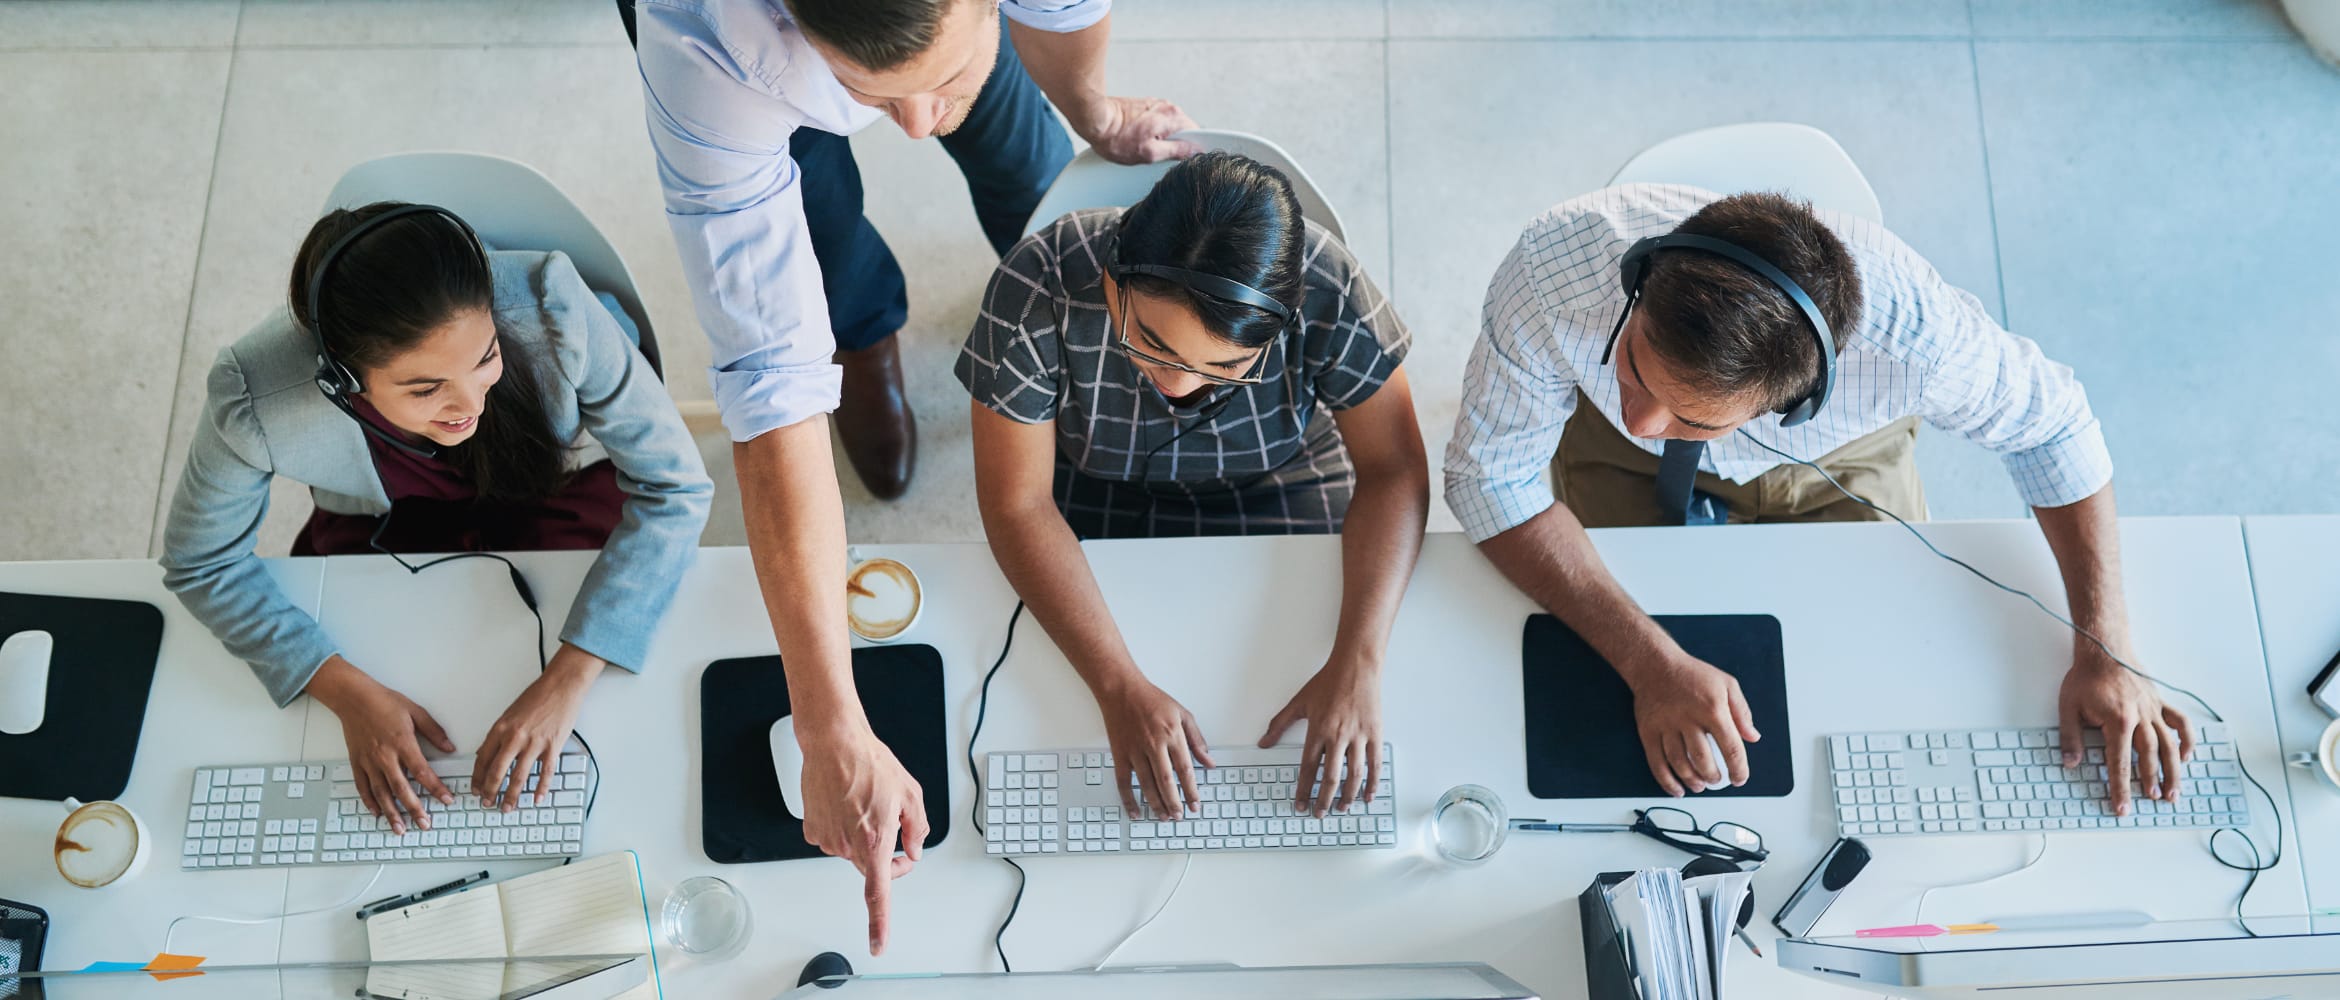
[0,558,323,969]
[2238,515,2340,909]
[1,518,2312,999]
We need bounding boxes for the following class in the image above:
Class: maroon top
[293,396,626,556]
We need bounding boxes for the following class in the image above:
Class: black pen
[355,870,491,920]
[1508,818,1634,834]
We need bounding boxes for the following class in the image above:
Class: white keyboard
[1825,724,2249,838]
[980,744,1399,856]
[179,753,594,870]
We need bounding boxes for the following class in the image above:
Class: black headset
[303,203,489,459]
[1599,232,1838,428]
[1106,233,1303,340]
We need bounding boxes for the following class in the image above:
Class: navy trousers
[622,4,1073,350]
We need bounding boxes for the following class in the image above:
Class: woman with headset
[956,152,1428,823]
[162,202,711,836]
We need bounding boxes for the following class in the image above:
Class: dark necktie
[1656,438,1728,526]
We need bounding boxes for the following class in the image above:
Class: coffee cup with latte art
[846,555,922,643]
[55,797,150,889]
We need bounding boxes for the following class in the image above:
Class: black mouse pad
[699,646,950,864]
[1522,613,1793,799]
[0,592,164,802]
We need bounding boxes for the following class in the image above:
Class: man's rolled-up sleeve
[1442,240,1584,543]
[637,7,842,443]
[1903,265,2114,509]
[1002,0,1111,32]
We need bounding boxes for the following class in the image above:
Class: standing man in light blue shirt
[625,0,1198,956]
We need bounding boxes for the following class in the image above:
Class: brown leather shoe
[834,336,916,499]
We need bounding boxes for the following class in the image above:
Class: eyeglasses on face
[1111,284,1270,387]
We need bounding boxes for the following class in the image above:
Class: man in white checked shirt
[1445,184,2193,817]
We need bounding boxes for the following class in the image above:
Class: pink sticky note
[1855,924,1945,938]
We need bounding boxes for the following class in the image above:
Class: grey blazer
[161,250,713,707]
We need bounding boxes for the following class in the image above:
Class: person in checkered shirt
[957,152,1428,822]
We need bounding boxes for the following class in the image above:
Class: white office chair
[322,152,664,377]
[1020,129,1349,242]
[1608,123,1883,225]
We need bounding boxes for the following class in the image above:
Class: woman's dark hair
[1114,150,1307,349]
[288,202,572,503]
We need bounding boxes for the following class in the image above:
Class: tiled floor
[2,0,2335,561]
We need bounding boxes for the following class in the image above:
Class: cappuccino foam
[847,560,919,639]
[56,802,139,888]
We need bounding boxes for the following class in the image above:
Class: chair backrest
[1608,123,1883,225]
[1020,129,1349,243]
[322,152,660,373]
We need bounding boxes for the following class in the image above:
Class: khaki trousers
[1551,392,1929,528]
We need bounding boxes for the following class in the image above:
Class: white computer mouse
[770,715,805,820]
[0,629,54,735]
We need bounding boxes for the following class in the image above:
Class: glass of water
[661,875,752,960]
[1429,784,1508,866]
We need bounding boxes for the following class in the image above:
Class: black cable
[1736,430,2283,928]
[363,514,601,824]
[966,601,1029,972]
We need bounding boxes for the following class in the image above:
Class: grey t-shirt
[955,209,1409,534]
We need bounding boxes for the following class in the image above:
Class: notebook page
[364,890,512,999]
[497,852,656,1000]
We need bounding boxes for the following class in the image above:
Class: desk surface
[2238,515,2340,909]
[0,518,2311,999]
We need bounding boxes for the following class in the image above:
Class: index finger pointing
[863,855,892,956]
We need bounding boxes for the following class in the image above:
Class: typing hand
[306,656,456,835]
[1259,655,1382,818]
[471,644,604,811]
[2059,650,2194,816]
[1074,96,1203,165]
[1623,652,1759,797]
[1099,680,1213,820]
[797,725,927,956]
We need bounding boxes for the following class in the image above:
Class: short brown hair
[783,0,962,72]
[1637,192,1862,412]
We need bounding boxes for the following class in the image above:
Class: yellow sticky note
[144,952,205,981]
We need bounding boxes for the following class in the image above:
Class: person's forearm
[543,643,609,693]
[2034,484,2130,651]
[1007,16,1110,129]
[1326,468,1429,674]
[979,497,1147,697]
[735,419,867,743]
[1477,503,1680,682]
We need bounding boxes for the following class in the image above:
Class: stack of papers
[1602,867,1756,1000]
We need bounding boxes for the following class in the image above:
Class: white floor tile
[0,0,239,50]
[1390,38,2015,521]
[1390,0,1970,39]
[0,50,228,560]
[1977,39,2340,516]
[235,0,626,47]
[1970,0,2293,38]
[151,42,706,555]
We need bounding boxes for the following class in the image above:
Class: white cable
[1911,831,2052,926]
[161,864,388,953]
[1093,853,1195,971]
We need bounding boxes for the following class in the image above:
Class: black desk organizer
[0,592,164,802]
[698,645,950,864]
[1580,871,1643,999]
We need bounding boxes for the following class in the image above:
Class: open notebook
[364,851,662,1000]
